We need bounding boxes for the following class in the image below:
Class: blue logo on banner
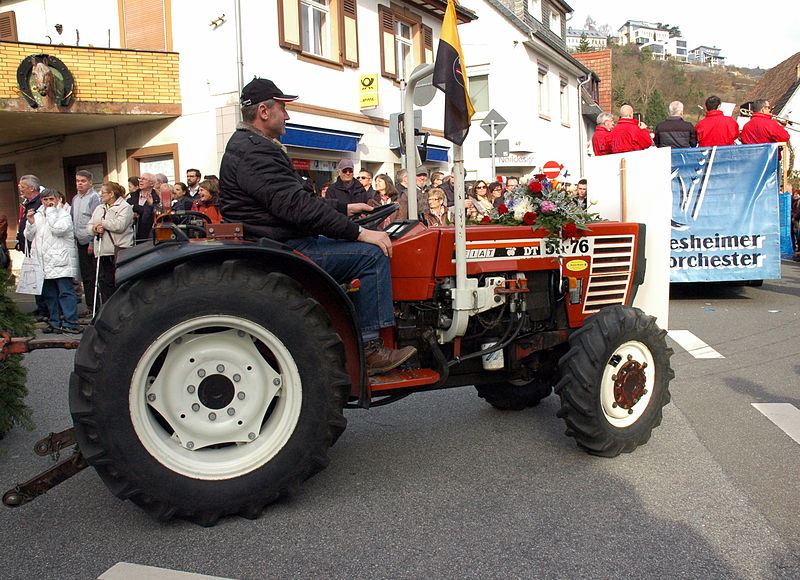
[670,143,780,282]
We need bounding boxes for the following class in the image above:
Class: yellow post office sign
[359,74,379,109]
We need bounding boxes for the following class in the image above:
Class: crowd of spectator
[592,96,790,156]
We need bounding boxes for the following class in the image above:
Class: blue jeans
[41,277,79,329]
[285,236,394,332]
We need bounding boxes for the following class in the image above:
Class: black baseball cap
[240,78,298,106]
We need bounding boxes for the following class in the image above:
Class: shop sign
[359,74,379,109]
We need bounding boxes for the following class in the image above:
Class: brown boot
[364,339,417,376]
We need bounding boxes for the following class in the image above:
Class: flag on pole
[432,0,474,145]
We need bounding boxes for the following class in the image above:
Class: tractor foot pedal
[368,368,441,391]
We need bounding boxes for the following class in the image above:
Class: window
[549,10,561,37]
[527,0,541,20]
[0,11,18,41]
[559,76,569,125]
[378,5,433,82]
[538,65,550,117]
[395,19,414,81]
[120,0,170,51]
[300,0,331,58]
[469,75,489,112]
[279,0,359,67]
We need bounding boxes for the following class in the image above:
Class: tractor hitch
[3,428,87,508]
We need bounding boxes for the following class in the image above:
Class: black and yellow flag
[432,0,475,145]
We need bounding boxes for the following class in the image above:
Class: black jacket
[219,126,359,242]
[128,188,162,242]
[654,116,697,148]
[16,194,41,251]
[326,177,369,205]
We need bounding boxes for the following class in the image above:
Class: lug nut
[191,403,200,412]
[237,391,245,400]
[147,393,156,402]
[208,412,217,421]
[248,432,256,440]
[227,408,235,416]
[233,374,241,383]
[198,369,206,377]
[273,378,281,386]
[187,441,195,449]
[217,364,225,373]
[187,385,196,394]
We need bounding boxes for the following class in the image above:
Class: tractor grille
[582,235,635,314]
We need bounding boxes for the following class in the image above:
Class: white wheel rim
[599,340,655,428]
[129,315,302,480]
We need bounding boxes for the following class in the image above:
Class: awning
[424,144,449,163]
[282,124,362,152]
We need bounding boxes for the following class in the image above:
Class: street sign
[480,109,507,137]
[479,139,510,158]
[542,160,563,179]
[359,74,379,109]
[411,64,436,106]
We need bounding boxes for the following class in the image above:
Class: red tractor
[0,200,674,525]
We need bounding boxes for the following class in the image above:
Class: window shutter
[0,11,18,41]
[121,0,167,51]
[341,0,359,67]
[278,0,301,51]
[378,6,396,80]
[422,25,433,64]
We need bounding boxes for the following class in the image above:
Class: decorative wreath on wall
[16,53,75,108]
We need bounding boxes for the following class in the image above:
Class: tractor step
[368,368,441,392]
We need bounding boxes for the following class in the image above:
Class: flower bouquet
[469,174,601,254]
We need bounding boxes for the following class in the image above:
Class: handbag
[16,251,44,295]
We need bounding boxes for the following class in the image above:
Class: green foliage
[645,89,670,128]
[0,271,35,435]
[578,35,591,53]
[610,45,758,122]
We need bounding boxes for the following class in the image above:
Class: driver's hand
[358,228,393,257]
[347,203,373,216]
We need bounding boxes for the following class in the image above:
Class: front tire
[69,260,350,525]
[555,305,673,457]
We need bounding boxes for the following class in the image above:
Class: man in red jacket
[696,95,739,147]
[610,104,652,154]
[741,99,791,144]
[591,112,614,156]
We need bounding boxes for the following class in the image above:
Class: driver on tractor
[219,78,416,375]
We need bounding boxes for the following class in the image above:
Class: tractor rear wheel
[69,260,350,525]
[555,305,673,457]
[476,378,553,410]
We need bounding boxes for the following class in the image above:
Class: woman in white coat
[88,181,134,305]
[24,189,80,333]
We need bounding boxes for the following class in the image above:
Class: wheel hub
[611,355,648,412]
[198,374,235,410]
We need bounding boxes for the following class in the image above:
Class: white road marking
[751,403,800,445]
[98,562,233,579]
[667,330,725,358]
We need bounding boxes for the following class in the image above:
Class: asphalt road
[2,266,800,579]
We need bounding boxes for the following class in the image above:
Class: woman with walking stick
[87,182,134,311]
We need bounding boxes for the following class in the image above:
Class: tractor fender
[114,239,367,403]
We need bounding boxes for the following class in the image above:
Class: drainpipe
[577,75,590,178]
[234,0,244,121]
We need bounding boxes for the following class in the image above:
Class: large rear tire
[555,305,673,457]
[69,260,350,525]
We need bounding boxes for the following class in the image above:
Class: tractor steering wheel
[352,202,401,230]
[156,210,213,224]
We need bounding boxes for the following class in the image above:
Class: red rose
[497,204,508,215]
[481,216,492,223]
[523,212,537,225]
[528,181,543,193]
[534,174,546,180]
[562,222,579,238]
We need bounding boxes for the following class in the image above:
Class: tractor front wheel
[555,305,673,457]
[69,260,350,525]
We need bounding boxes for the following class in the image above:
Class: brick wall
[574,50,613,114]
[0,41,179,104]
